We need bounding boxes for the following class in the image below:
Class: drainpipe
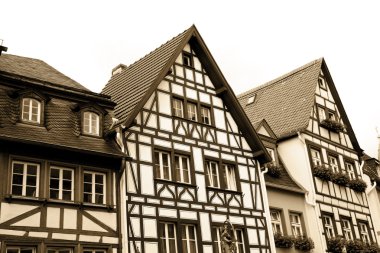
[258,161,276,253]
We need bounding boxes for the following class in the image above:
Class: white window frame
[6,247,36,253]
[175,154,191,184]
[270,210,283,235]
[212,226,222,253]
[47,249,73,253]
[181,224,198,253]
[200,106,211,125]
[322,215,335,239]
[160,222,178,253]
[311,148,322,166]
[290,213,303,237]
[318,76,327,89]
[173,98,184,118]
[341,218,354,240]
[155,151,172,180]
[345,162,355,180]
[11,161,40,197]
[328,155,339,173]
[83,111,100,136]
[234,228,246,253]
[187,102,197,121]
[21,98,41,123]
[358,222,370,243]
[83,171,106,204]
[50,166,74,201]
[206,161,220,188]
[222,164,237,191]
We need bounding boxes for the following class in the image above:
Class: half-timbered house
[238,58,378,252]
[102,25,274,253]
[0,53,125,253]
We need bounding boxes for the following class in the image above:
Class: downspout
[117,157,126,253]
[258,161,276,253]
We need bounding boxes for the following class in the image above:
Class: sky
[1,0,380,158]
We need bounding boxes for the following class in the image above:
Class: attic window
[21,98,42,124]
[246,95,256,105]
[83,111,100,136]
[183,53,193,67]
[318,76,326,89]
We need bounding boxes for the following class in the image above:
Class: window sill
[206,187,242,195]
[172,115,216,129]
[154,178,197,188]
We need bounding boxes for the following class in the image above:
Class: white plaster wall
[363,174,380,243]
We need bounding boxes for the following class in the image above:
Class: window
[181,224,198,253]
[290,213,303,237]
[327,111,336,121]
[50,167,74,201]
[310,148,322,166]
[175,154,191,183]
[212,226,222,253]
[83,111,100,136]
[270,210,283,235]
[6,247,35,253]
[234,229,246,253]
[222,164,237,191]
[206,161,220,188]
[318,107,326,122]
[183,53,193,67]
[155,151,172,180]
[328,155,339,173]
[358,222,370,243]
[212,226,245,253]
[322,214,335,239]
[83,171,106,204]
[341,218,354,240]
[11,161,39,197]
[160,222,178,253]
[21,98,41,123]
[200,106,211,125]
[345,161,355,180]
[83,250,106,253]
[246,95,256,105]
[318,76,327,89]
[187,102,197,121]
[173,98,184,118]
[266,148,276,165]
[47,249,73,253]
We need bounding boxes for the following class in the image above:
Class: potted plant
[267,163,282,178]
[347,178,367,192]
[364,243,380,253]
[327,237,346,253]
[346,239,364,253]
[313,165,333,181]
[331,172,350,186]
[320,119,345,133]
[274,233,293,248]
[294,236,315,252]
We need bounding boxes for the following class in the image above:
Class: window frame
[205,159,240,192]
[200,105,211,125]
[6,247,36,253]
[171,96,214,126]
[49,166,74,201]
[358,221,371,244]
[310,147,323,167]
[11,160,40,198]
[322,213,336,239]
[266,148,276,165]
[211,224,247,253]
[182,52,194,68]
[172,98,184,118]
[318,75,327,90]
[344,160,356,180]
[317,106,327,122]
[340,217,354,241]
[21,97,42,124]
[328,154,340,173]
[187,102,198,122]
[82,111,101,136]
[46,248,74,253]
[174,154,191,184]
[221,163,237,191]
[289,212,303,237]
[83,170,106,205]
[270,209,284,235]
[181,224,198,253]
[159,221,200,253]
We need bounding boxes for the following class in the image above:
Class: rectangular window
[175,154,191,183]
[345,162,355,180]
[187,103,197,121]
[22,98,41,123]
[310,148,322,166]
[328,155,339,173]
[155,151,171,180]
[173,98,184,118]
[212,226,222,253]
[234,229,246,253]
[7,247,35,253]
[47,249,73,253]
[83,250,106,253]
[270,210,283,235]
[160,222,178,253]
[183,53,193,67]
[318,76,327,89]
[181,224,198,253]
[212,226,245,253]
[358,222,370,243]
[341,218,354,240]
[50,167,74,201]
[290,213,303,237]
[206,161,219,188]
[222,164,237,191]
[322,214,335,239]
[200,106,211,125]
[11,161,39,197]
[327,111,336,121]
[83,111,100,136]
[83,171,106,204]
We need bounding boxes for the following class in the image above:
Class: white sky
[2,0,380,158]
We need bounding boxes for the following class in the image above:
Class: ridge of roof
[238,58,323,98]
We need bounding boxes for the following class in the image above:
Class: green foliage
[294,237,315,252]
[331,172,350,186]
[346,239,364,253]
[320,119,345,132]
[274,233,293,248]
[267,163,282,178]
[347,178,367,192]
[313,165,333,181]
[327,237,346,253]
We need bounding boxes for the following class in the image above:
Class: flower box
[267,164,282,178]
[320,119,345,133]
[347,178,367,192]
[274,233,293,248]
[331,172,350,186]
[313,165,333,181]
[294,237,315,252]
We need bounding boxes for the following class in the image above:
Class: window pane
[63,170,72,180]
[84,173,92,182]
[25,186,37,196]
[27,165,38,175]
[12,174,23,185]
[12,185,23,195]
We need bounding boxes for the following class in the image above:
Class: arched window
[21,98,41,123]
[83,111,100,136]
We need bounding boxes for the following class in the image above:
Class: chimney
[111,64,127,76]
[0,40,7,56]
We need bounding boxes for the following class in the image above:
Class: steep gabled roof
[0,54,90,92]
[238,58,362,154]
[102,25,271,163]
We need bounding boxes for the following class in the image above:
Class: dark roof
[362,153,379,181]
[102,25,271,163]
[0,54,90,92]
[238,58,362,154]
[0,89,123,158]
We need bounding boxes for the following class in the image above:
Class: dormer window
[21,98,41,123]
[83,111,100,136]
[246,95,256,105]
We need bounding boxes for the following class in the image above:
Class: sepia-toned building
[238,58,378,252]
[0,53,125,253]
[101,25,274,253]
